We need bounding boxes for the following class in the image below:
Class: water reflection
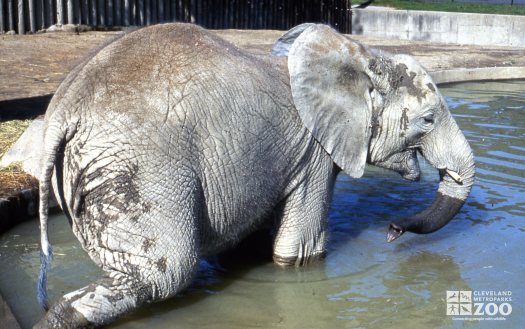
[327,252,471,328]
[1,80,524,328]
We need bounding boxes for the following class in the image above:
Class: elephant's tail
[37,119,76,311]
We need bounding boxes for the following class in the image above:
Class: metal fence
[421,0,525,4]
[0,0,352,34]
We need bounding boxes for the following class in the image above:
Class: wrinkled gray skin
[36,23,474,328]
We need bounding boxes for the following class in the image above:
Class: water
[1,80,524,328]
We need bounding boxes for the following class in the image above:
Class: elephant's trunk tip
[386,223,405,243]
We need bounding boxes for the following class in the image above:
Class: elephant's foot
[33,276,147,329]
[273,250,326,267]
[33,299,92,329]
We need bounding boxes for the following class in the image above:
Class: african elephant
[35,23,474,327]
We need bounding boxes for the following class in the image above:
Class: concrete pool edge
[432,66,525,85]
[0,294,22,329]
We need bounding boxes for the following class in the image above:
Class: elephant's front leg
[272,173,336,266]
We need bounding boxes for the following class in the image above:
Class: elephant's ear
[288,25,374,178]
[271,23,316,57]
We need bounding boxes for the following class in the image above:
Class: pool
[1,80,524,328]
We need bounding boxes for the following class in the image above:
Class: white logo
[446,290,513,320]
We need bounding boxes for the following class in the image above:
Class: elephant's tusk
[445,168,463,184]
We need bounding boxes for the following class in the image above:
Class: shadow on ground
[0,94,53,122]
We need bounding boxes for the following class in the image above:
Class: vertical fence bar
[56,0,63,25]
[239,0,245,28]
[74,0,80,24]
[226,0,230,28]
[170,0,175,21]
[29,0,36,32]
[144,0,149,25]
[131,0,136,25]
[123,0,129,25]
[44,0,51,28]
[187,0,191,24]
[158,0,163,22]
[107,0,113,26]
[0,0,5,32]
[184,0,189,23]
[151,0,156,24]
[97,0,104,26]
[189,0,194,23]
[91,0,97,25]
[8,0,14,31]
[18,0,25,33]
[115,0,121,25]
[137,0,143,25]
[81,0,88,24]
[67,0,73,24]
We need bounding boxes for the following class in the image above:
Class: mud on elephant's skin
[34,23,474,327]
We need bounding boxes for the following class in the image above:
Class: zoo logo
[446,291,473,315]
[446,290,513,319]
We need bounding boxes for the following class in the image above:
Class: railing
[0,0,352,34]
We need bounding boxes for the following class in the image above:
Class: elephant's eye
[422,113,434,125]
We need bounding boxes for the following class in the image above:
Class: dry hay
[0,163,38,198]
[0,120,37,198]
[0,120,32,158]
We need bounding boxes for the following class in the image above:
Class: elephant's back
[59,23,293,130]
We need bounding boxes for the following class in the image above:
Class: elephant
[35,23,474,328]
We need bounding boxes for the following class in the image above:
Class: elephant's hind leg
[35,183,203,328]
[34,236,200,328]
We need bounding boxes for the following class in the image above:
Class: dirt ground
[1,28,525,105]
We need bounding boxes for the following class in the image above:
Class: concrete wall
[352,8,525,47]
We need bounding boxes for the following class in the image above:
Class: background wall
[352,7,525,47]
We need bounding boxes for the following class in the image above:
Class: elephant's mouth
[373,149,421,181]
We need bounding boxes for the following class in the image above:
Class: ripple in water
[1,80,524,328]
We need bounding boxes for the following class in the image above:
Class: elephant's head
[273,24,475,242]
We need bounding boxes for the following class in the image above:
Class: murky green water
[1,80,524,328]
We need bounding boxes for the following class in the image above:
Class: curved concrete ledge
[432,66,525,85]
[0,188,38,234]
[0,294,21,329]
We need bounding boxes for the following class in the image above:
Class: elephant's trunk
[387,107,475,242]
